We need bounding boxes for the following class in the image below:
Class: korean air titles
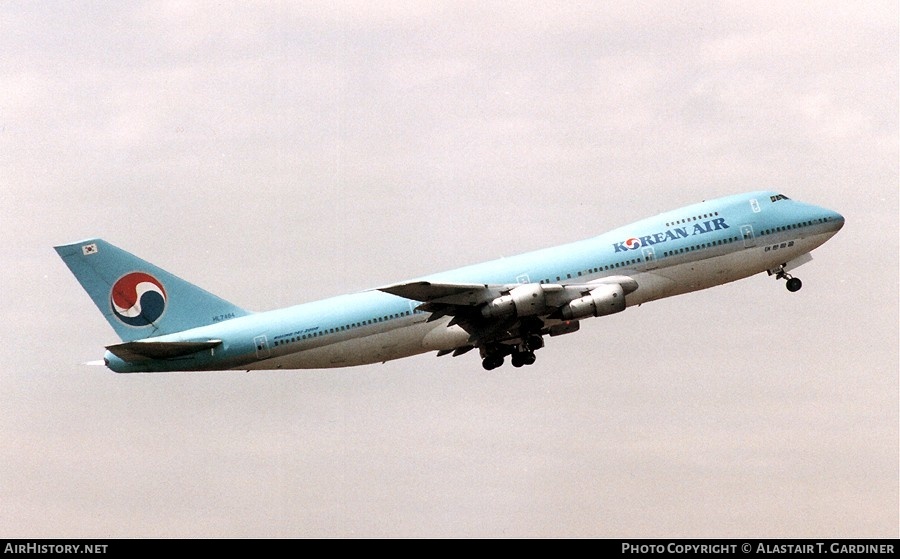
[613,218,730,253]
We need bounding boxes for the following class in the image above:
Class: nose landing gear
[770,264,803,292]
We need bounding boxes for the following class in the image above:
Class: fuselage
[103,191,844,372]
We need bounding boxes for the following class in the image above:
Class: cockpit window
[770,194,790,202]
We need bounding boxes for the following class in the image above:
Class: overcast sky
[1,1,897,538]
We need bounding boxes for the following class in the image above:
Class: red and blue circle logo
[624,237,642,250]
[110,272,167,327]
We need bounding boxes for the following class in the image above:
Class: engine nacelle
[558,283,626,320]
[481,283,548,319]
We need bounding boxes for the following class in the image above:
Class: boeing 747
[56,191,844,372]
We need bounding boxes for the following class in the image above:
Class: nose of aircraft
[829,210,845,233]
[803,202,844,235]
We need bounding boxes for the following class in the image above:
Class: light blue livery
[56,191,844,372]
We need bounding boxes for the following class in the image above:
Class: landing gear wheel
[510,350,536,368]
[773,265,803,293]
[786,277,802,292]
[525,335,544,352]
[482,354,504,371]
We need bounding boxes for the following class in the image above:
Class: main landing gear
[482,353,506,371]
[770,265,803,292]
[481,334,544,371]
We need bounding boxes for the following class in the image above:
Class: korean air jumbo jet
[56,191,843,373]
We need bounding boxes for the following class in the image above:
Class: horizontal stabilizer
[106,339,222,362]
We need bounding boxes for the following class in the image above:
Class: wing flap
[106,340,223,362]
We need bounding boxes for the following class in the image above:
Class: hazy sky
[1,1,897,537]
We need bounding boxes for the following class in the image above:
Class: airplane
[56,191,844,373]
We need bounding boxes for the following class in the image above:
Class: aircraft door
[740,225,756,248]
[253,335,271,359]
[642,247,658,270]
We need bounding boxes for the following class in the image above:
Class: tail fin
[55,239,249,341]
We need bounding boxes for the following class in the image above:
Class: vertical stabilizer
[55,239,249,341]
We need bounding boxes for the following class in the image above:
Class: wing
[378,276,638,351]
[379,281,505,322]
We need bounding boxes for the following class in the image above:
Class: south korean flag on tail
[81,243,98,256]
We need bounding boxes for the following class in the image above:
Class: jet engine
[481,283,547,319]
[557,283,626,320]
